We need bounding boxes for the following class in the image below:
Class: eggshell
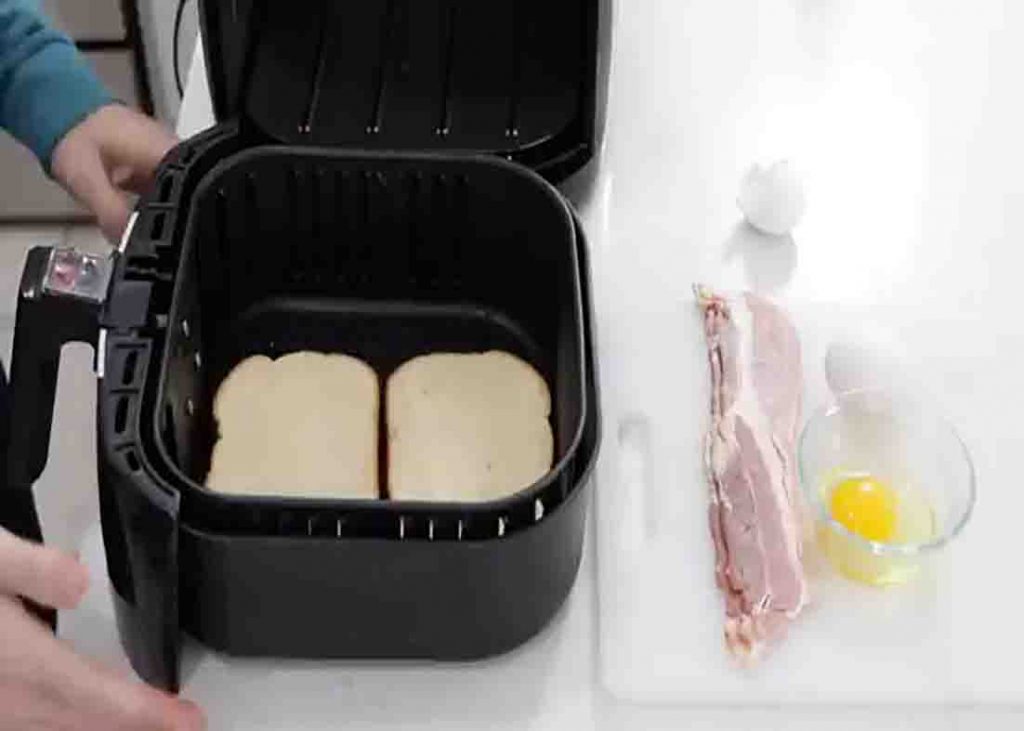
[737,160,807,236]
[824,327,909,397]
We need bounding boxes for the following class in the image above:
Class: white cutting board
[593,291,1020,706]
[573,0,1024,708]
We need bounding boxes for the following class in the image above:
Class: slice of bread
[387,351,553,502]
[207,351,379,499]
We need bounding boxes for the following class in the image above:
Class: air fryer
[0,0,605,693]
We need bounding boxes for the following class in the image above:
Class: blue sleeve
[0,0,113,171]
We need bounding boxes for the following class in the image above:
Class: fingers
[0,528,89,610]
[51,104,177,242]
[0,597,206,731]
[64,659,207,731]
[116,112,178,192]
[52,139,133,243]
[79,174,132,244]
[94,189,133,244]
[93,104,178,195]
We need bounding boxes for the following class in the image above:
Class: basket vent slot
[162,403,179,465]
[150,212,167,241]
[114,396,129,434]
[122,350,139,386]
[158,175,174,204]
[124,449,141,473]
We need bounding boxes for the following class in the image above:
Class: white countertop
[28,1,1024,728]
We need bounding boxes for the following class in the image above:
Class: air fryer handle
[2,247,109,629]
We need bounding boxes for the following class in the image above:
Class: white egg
[737,160,807,236]
[824,328,909,397]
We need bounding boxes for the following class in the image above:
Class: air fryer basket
[0,0,605,693]
[154,147,587,538]
[59,127,599,685]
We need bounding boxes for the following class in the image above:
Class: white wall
[136,0,199,123]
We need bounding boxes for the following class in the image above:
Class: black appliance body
[1,0,607,692]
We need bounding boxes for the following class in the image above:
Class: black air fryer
[1,0,604,692]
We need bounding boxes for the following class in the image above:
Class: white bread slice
[206,351,379,499]
[387,351,553,502]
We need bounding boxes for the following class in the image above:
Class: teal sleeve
[0,0,113,171]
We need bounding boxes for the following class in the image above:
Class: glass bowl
[798,389,976,586]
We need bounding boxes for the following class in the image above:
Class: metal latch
[41,247,115,304]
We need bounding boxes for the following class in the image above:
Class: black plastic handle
[1,247,105,629]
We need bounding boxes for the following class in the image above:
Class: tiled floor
[0,224,109,552]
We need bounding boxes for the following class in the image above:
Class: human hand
[51,104,179,245]
[0,527,205,730]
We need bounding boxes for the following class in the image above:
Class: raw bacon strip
[696,285,807,661]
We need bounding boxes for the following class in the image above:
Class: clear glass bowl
[798,389,976,586]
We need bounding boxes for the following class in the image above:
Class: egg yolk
[828,475,898,542]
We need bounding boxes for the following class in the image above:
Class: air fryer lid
[198,0,599,180]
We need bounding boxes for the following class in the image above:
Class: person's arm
[0,0,177,242]
[0,0,111,170]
